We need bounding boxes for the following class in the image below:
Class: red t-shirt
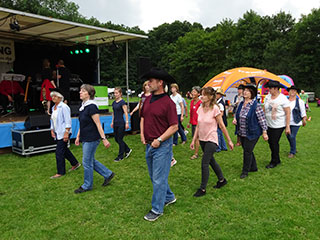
[189,99,202,125]
[0,80,24,96]
[140,94,178,141]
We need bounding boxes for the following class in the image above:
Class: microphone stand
[56,65,60,88]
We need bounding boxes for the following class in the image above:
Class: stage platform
[0,112,130,149]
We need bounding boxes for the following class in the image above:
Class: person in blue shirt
[111,87,132,162]
[50,88,80,179]
[74,84,114,194]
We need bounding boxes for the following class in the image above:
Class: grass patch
[0,103,319,239]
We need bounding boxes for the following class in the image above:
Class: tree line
[2,0,320,96]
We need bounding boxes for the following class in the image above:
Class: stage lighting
[70,50,74,55]
[9,18,20,31]
[85,48,90,53]
[75,50,79,54]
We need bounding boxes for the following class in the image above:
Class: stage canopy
[203,67,292,93]
[0,7,147,46]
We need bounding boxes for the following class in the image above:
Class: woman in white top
[50,88,80,179]
[264,80,291,169]
[170,83,187,145]
[286,86,307,158]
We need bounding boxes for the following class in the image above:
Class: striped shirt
[238,100,268,137]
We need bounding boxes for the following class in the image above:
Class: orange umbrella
[203,67,292,92]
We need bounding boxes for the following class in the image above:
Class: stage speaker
[24,114,51,130]
[138,57,152,78]
[129,102,140,131]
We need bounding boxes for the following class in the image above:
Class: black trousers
[267,127,285,165]
[55,139,78,175]
[199,141,224,189]
[114,125,130,158]
[240,136,259,174]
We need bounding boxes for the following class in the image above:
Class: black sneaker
[102,172,115,186]
[74,186,89,194]
[193,188,206,197]
[165,198,177,206]
[213,178,228,189]
[240,173,248,179]
[114,157,124,162]
[144,210,163,222]
[125,149,132,158]
[266,163,279,169]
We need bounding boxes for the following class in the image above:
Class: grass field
[0,103,319,239]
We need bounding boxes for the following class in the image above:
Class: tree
[291,8,320,94]
[169,19,236,91]
[263,12,295,75]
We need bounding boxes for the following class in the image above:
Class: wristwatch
[101,137,106,140]
[157,137,162,143]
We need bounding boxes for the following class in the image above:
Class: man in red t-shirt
[140,68,178,222]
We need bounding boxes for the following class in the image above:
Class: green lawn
[0,103,319,239]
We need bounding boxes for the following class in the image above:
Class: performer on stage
[56,60,71,104]
[0,78,25,114]
[40,59,56,114]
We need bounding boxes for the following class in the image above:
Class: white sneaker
[171,158,177,167]
[125,149,132,158]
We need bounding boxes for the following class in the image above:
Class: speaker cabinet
[24,114,51,130]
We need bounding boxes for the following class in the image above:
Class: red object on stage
[40,79,54,101]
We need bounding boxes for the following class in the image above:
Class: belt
[146,140,153,144]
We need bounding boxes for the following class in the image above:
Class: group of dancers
[49,67,307,222]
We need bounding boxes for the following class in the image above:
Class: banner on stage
[0,40,15,63]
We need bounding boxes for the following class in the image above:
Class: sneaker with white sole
[144,210,163,222]
[171,158,177,167]
[125,149,132,158]
[165,198,176,206]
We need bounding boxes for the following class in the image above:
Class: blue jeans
[146,137,175,214]
[217,128,227,151]
[173,114,187,145]
[81,140,113,190]
[286,126,300,154]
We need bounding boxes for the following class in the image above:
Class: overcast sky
[72,0,320,31]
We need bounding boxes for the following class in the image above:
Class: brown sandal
[190,154,198,160]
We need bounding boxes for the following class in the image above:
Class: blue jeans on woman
[81,140,113,190]
[286,126,300,155]
[216,127,227,152]
[173,114,187,145]
[145,137,175,214]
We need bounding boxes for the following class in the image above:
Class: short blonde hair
[170,83,179,92]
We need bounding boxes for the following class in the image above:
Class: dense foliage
[1,0,320,95]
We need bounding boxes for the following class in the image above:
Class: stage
[0,112,130,149]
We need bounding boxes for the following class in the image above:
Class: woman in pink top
[187,86,202,159]
[190,87,234,197]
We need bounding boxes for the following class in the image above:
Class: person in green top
[300,90,310,112]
